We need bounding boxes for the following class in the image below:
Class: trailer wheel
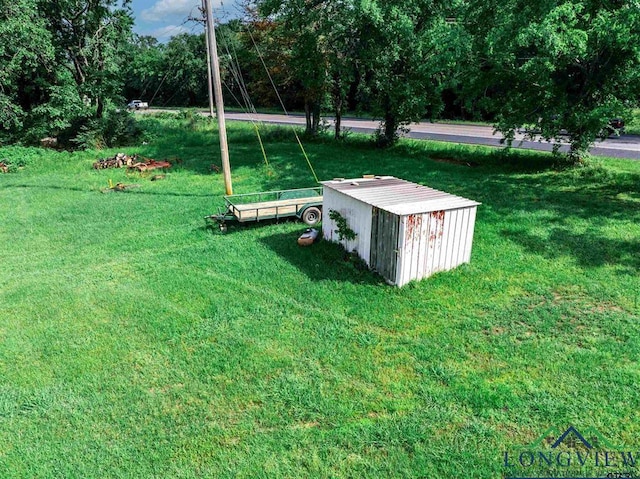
[302,206,321,226]
[219,222,228,233]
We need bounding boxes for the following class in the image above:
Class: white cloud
[141,0,225,22]
[141,0,199,22]
[149,24,192,40]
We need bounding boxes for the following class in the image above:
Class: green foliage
[0,0,55,140]
[464,0,640,162]
[627,108,640,136]
[257,0,470,144]
[329,209,358,241]
[162,34,209,107]
[38,0,134,116]
[122,36,165,105]
[22,71,89,145]
[0,0,135,145]
[0,145,52,171]
[177,108,212,131]
[216,17,304,112]
[69,109,143,150]
[123,31,232,109]
[356,0,470,145]
[259,0,334,135]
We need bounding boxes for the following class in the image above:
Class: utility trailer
[206,186,323,232]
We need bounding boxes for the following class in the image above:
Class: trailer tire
[302,206,321,226]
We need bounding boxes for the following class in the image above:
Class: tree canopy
[356,0,470,145]
[0,0,134,145]
[464,0,640,160]
[2,0,639,161]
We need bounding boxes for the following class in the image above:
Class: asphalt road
[143,109,640,160]
[225,112,640,160]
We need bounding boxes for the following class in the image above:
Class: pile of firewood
[93,153,137,169]
[92,153,173,173]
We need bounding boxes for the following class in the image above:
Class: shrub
[65,109,143,150]
[0,146,46,171]
[178,109,210,131]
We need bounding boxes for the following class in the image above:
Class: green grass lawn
[1,116,639,478]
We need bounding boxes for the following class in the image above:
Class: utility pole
[204,0,233,195]
[201,0,215,118]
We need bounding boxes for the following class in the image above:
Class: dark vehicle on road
[606,118,625,135]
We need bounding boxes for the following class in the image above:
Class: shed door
[370,208,400,284]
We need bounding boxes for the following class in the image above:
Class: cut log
[129,160,172,172]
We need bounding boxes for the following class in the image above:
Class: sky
[130,0,239,41]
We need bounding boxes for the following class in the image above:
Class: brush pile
[93,153,137,169]
[93,153,173,172]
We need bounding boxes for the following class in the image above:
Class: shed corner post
[395,215,407,287]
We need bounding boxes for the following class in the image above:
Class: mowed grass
[1,116,639,478]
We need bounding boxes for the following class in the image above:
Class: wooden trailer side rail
[229,196,323,222]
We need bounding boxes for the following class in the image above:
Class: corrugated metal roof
[321,176,480,216]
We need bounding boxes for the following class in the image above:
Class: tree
[162,33,209,107]
[0,0,56,142]
[220,13,304,112]
[356,0,470,146]
[314,1,361,139]
[251,0,470,143]
[0,0,136,145]
[38,0,135,119]
[123,36,165,106]
[464,0,640,163]
[258,0,330,135]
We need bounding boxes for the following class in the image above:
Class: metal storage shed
[321,176,481,287]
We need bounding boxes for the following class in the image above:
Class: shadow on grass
[259,230,386,285]
[205,217,302,235]
[502,227,640,271]
[484,169,640,223]
[4,183,216,198]
[2,184,89,193]
[137,117,640,272]
[136,116,561,180]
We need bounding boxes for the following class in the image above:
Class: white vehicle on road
[127,100,149,110]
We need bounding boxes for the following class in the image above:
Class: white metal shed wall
[395,207,478,287]
[322,187,373,262]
